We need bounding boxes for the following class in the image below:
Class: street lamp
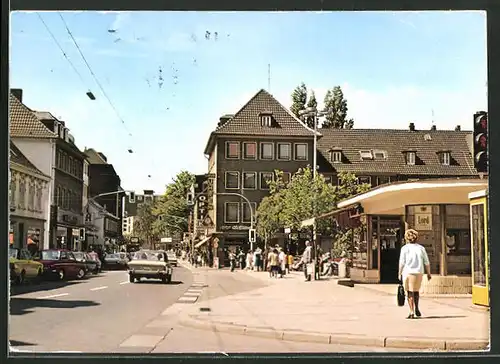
[297,106,326,280]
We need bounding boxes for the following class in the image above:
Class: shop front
[314,179,487,292]
[9,216,45,254]
[469,189,489,307]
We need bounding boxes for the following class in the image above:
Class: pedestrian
[268,248,280,278]
[287,251,294,273]
[301,241,313,282]
[197,254,202,267]
[398,229,432,319]
[246,250,253,271]
[238,249,246,270]
[229,250,236,272]
[278,248,286,278]
[254,247,262,272]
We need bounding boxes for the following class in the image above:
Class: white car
[127,251,173,284]
[167,252,178,267]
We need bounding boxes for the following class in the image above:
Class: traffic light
[79,228,85,241]
[248,228,256,243]
[473,111,488,173]
[129,191,135,203]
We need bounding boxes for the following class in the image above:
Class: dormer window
[359,150,373,160]
[438,151,451,166]
[330,150,342,163]
[260,111,273,127]
[373,150,387,160]
[405,151,416,165]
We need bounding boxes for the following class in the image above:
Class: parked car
[73,252,99,275]
[35,249,87,280]
[9,247,44,285]
[104,252,128,270]
[166,252,178,267]
[127,250,173,284]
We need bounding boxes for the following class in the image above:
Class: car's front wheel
[163,275,172,284]
[76,268,85,279]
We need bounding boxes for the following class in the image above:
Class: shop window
[352,227,368,269]
[243,142,257,159]
[471,204,486,287]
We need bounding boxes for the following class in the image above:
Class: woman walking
[398,229,432,319]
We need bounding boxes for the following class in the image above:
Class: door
[20,249,36,277]
[379,218,404,283]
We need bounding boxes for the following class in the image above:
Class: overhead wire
[36,13,89,90]
[56,12,134,139]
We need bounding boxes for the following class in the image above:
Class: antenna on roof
[268,63,271,93]
[431,109,435,127]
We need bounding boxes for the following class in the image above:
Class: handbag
[397,282,405,306]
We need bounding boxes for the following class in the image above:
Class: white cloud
[111,12,132,31]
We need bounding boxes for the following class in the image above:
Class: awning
[195,236,210,248]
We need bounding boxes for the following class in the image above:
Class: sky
[10,11,487,194]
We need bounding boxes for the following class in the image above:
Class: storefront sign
[414,205,433,231]
[221,225,250,231]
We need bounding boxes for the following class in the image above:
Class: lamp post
[298,106,326,280]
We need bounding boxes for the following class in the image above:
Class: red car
[35,249,87,281]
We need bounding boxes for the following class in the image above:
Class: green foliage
[133,202,158,247]
[322,86,354,129]
[152,170,195,237]
[305,91,318,129]
[290,83,308,118]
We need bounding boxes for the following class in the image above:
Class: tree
[290,83,308,118]
[134,201,158,249]
[305,91,318,129]
[152,170,195,238]
[322,86,354,129]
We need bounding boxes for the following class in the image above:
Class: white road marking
[178,296,198,303]
[37,293,69,299]
[183,292,201,297]
[90,286,108,291]
[119,281,129,285]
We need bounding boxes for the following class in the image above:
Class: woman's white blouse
[399,243,430,275]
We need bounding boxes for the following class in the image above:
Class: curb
[178,315,489,351]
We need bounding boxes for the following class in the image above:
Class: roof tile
[9,94,57,139]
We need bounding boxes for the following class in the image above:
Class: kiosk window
[471,204,486,287]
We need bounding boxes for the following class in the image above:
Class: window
[260,142,274,160]
[243,142,257,159]
[277,143,291,160]
[261,115,272,127]
[29,183,36,210]
[359,150,373,160]
[377,176,391,186]
[439,152,451,166]
[137,195,143,201]
[242,202,257,223]
[471,204,486,287]
[225,171,240,189]
[323,175,334,184]
[358,176,371,185]
[242,172,257,189]
[69,157,74,174]
[224,202,240,223]
[405,151,416,165]
[260,172,274,190]
[19,180,26,208]
[330,151,342,163]
[294,143,307,160]
[10,176,16,208]
[225,141,240,159]
[373,150,387,160]
[282,172,292,185]
[56,151,62,168]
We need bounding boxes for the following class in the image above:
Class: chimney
[430,125,437,131]
[409,122,415,131]
[455,125,461,131]
[11,88,23,102]
[218,114,234,127]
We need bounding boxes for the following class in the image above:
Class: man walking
[302,241,313,282]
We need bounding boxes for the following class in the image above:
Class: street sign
[284,227,291,234]
[161,237,173,243]
[130,237,139,243]
[248,228,256,243]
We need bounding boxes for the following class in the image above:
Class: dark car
[34,249,87,280]
[73,252,99,275]
[103,252,128,270]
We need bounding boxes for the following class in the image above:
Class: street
[10,264,417,353]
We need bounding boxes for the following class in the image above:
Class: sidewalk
[176,269,490,351]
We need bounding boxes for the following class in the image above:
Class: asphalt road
[9,266,193,352]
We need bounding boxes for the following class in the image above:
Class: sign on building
[414,205,433,231]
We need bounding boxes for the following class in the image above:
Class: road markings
[37,293,69,299]
[119,281,129,285]
[183,292,201,297]
[178,296,198,303]
[90,286,108,291]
